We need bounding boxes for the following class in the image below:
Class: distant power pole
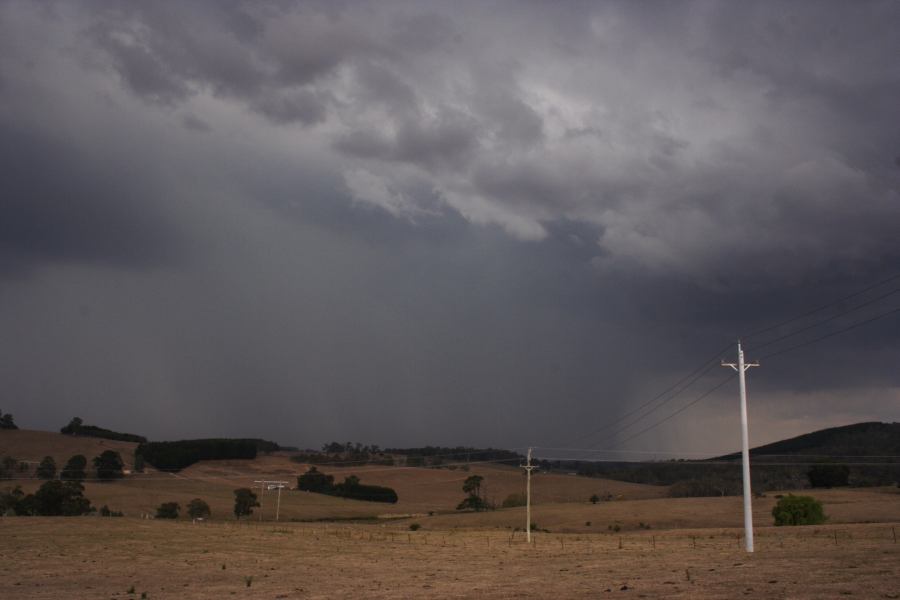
[254,480,290,522]
[521,447,537,543]
[722,341,760,553]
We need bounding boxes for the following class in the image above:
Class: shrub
[502,493,526,508]
[156,502,180,519]
[589,494,600,504]
[409,523,421,531]
[772,494,827,526]
[100,505,124,517]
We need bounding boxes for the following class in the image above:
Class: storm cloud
[1,1,898,455]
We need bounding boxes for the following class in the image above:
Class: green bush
[409,523,421,531]
[772,494,827,526]
[501,493,526,508]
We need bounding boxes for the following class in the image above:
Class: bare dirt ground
[1,518,899,599]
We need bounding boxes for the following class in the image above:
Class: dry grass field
[0,430,138,470]
[1,518,899,599]
[4,430,900,598]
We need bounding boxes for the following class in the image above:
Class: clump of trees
[386,446,522,468]
[0,409,17,430]
[60,417,147,443]
[137,439,279,472]
[296,467,398,503]
[1,480,94,516]
[772,494,827,526]
[668,476,738,498]
[456,475,492,511]
[807,463,850,488]
[156,502,180,519]
[99,505,124,517]
[291,442,394,466]
[233,488,259,519]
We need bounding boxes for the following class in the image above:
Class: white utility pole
[722,341,759,553]
[521,447,537,543]
[253,480,289,522]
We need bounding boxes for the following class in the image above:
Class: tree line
[297,467,398,503]
[136,438,280,472]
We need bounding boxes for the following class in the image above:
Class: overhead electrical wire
[740,272,900,341]
[566,272,900,454]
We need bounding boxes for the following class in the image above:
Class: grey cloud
[182,114,212,132]
[0,119,183,276]
[0,0,898,454]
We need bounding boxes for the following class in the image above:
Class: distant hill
[0,429,139,470]
[715,422,900,462]
[556,422,900,493]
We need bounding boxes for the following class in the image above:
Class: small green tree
[37,456,57,480]
[233,488,259,519]
[133,454,145,473]
[60,417,83,435]
[772,494,827,526]
[589,494,600,504]
[297,466,335,493]
[156,501,180,519]
[456,474,490,511]
[93,450,124,480]
[187,498,211,520]
[60,455,87,481]
[0,410,18,430]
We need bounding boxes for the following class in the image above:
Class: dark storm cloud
[0,114,183,275]
[0,0,898,454]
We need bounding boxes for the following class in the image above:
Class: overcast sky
[1,1,898,457]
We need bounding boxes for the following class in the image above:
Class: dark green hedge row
[60,422,147,443]
[137,439,279,471]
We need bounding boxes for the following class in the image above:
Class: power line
[741,272,900,340]
[570,343,731,447]
[760,305,900,361]
[605,373,736,449]
[571,272,900,452]
[747,287,900,353]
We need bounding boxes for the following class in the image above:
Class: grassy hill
[716,421,900,461]
[0,429,139,470]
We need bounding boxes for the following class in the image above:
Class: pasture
[2,518,899,599]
